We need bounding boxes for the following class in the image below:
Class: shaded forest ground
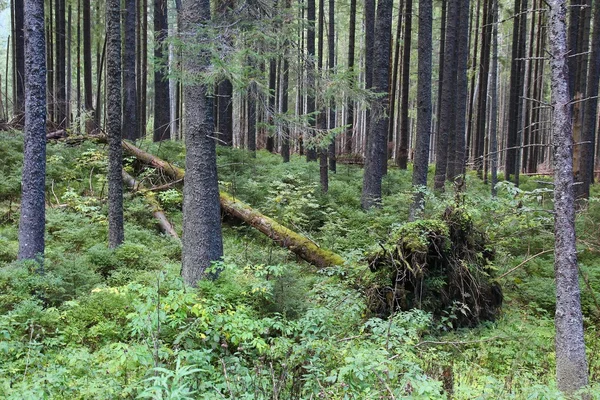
[1,130,599,398]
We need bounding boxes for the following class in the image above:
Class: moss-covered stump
[366,207,502,327]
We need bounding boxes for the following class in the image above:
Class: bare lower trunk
[547,0,589,395]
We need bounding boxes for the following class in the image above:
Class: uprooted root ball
[366,207,502,328]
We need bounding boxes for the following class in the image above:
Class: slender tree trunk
[580,1,600,198]
[409,0,432,221]
[306,0,317,161]
[364,0,375,154]
[344,0,356,154]
[55,0,66,128]
[66,5,71,128]
[434,0,447,160]
[547,0,589,394]
[107,0,124,248]
[18,0,46,265]
[140,0,148,138]
[361,0,392,208]
[449,0,470,179]
[76,0,81,121]
[388,0,403,158]
[123,0,138,141]
[474,0,491,178]
[433,0,458,191]
[327,0,336,172]
[317,0,328,190]
[397,0,412,169]
[83,0,92,125]
[465,0,480,163]
[281,56,290,162]
[153,0,170,141]
[247,80,257,154]
[181,0,223,285]
[13,0,24,116]
[490,0,498,196]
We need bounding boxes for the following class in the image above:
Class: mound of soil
[366,207,502,328]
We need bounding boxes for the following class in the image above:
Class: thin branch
[497,249,554,280]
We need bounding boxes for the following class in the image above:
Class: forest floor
[1,130,599,399]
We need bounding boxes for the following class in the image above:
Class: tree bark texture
[153,0,170,141]
[123,0,138,140]
[361,0,392,209]
[306,0,317,161]
[434,0,458,191]
[548,0,589,394]
[13,0,24,115]
[397,0,412,169]
[344,0,356,154]
[409,0,432,221]
[106,0,124,248]
[18,0,46,264]
[180,0,224,285]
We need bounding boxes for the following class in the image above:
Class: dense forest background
[1,0,600,397]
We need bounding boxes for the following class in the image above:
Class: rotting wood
[119,140,345,269]
[121,169,179,239]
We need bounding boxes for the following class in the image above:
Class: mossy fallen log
[366,207,502,327]
[121,170,179,239]
[119,140,345,269]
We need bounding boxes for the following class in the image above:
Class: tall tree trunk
[83,0,92,129]
[107,0,124,248]
[66,5,71,128]
[18,0,46,265]
[396,0,412,169]
[409,0,432,220]
[474,0,491,178]
[580,1,599,198]
[123,0,138,140]
[267,58,276,152]
[434,0,447,160]
[281,56,290,162]
[449,0,469,179]
[327,0,336,172]
[388,0,403,159]
[363,0,375,154]
[55,0,66,128]
[465,0,480,164]
[181,0,224,285]
[153,0,170,141]
[490,0,498,196]
[318,0,328,191]
[361,0,392,208]
[306,0,317,161]
[433,0,458,191]
[217,79,233,146]
[547,0,589,394]
[13,0,24,116]
[344,0,356,154]
[247,80,257,155]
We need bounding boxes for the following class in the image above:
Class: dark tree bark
[363,0,375,153]
[433,0,458,191]
[281,57,290,162]
[141,0,148,138]
[580,1,600,198]
[318,0,328,191]
[13,0,24,116]
[465,0,480,164]
[474,0,491,178]
[448,0,469,179]
[122,0,138,141]
[506,0,528,182]
[66,5,72,128]
[306,0,317,161]
[267,57,277,152]
[217,79,233,146]
[409,0,432,221]
[344,0,356,154]
[247,82,257,155]
[107,0,124,248]
[361,0,392,209]
[547,0,589,394]
[18,0,46,265]
[181,0,224,285]
[396,0,412,169]
[327,0,336,172]
[54,0,66,128]
[83,0,92,116]
[388,0,403,154]
[153,0,170,141]
[490,0,498,196]
[567,0,581,97]
[434,0,447,156]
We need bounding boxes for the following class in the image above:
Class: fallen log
[119,140,345,269]
[122,169,179,239]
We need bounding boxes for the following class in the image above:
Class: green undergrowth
[0,133,599,398]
